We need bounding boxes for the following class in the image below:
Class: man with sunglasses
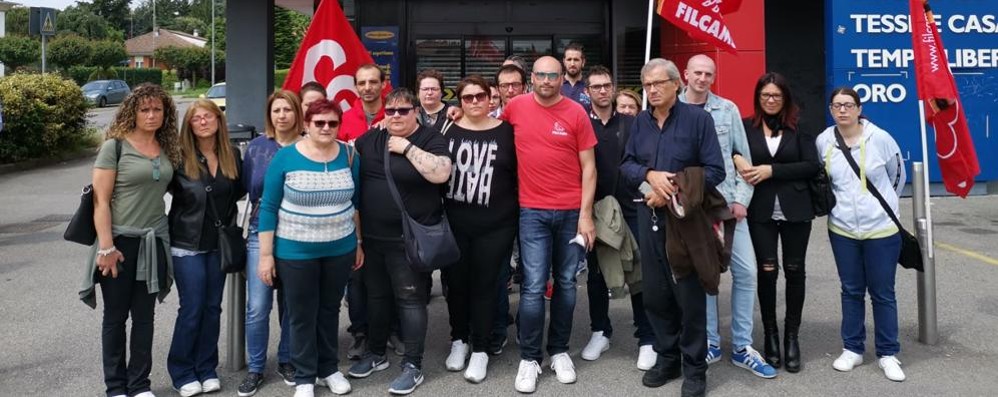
[620,58,724,397]
[679,54,774,380]
[579,65,657,371]
[340,64,387,143]
[500,56,597,394]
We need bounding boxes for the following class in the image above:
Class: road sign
[29,7,57,37]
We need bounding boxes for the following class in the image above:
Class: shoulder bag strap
[441,119,455,136]
[383,134,409,217]
[833,128,905,232]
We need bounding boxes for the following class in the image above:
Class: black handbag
[809,168,836,217]
[382,136,460,272]
[65,140,121,245]
[834,128,923,272]
[205,181,247,273]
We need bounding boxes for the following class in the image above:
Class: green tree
[5,7,29,36]
[167,16,208,36]
[86,0,131,34]
[47,34,93,70]
[57,5,125,41]
[131,0,192,36]
[273,6,311,69]
[0,35,40,70]
[90,40,127,69]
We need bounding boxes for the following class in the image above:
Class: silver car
[82,80,131,107]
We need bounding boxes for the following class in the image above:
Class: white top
[766,134,782,156]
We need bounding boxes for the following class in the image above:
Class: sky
[12,1,104,11]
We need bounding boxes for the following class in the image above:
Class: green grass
[179,86,211,98]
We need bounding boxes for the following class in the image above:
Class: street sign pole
[41,35,46,73]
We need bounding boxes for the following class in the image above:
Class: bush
[162,70,179,90]
[0,35,41,71]
[48,34,93,70]
[66,66,163,87]
[274,68,289,88]
[0,73,90,163]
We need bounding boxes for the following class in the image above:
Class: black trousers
[98,235,167,397]
[637,206,707,381]
[443,223,517,352]
[363,240,431,368]
[749,219,812,332]
[276,253,352,385]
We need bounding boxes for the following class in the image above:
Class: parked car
[82,80,130,107]
[202,82,226,111]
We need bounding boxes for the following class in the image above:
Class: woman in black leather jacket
[166,99,245,395]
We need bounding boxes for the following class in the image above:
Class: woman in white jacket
[816,87,907,383]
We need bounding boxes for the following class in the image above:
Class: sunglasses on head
[460,92,489,104]
[385,107,415,117]
[312,120,340,129]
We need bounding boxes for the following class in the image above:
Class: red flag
[909,0,981,197]
[281,0,383,112]
[657,0,738,55]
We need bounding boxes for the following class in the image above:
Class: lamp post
[210,0,215,85]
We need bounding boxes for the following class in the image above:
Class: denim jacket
[679,90,753,207]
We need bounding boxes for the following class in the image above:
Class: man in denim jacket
[679,54,776,379]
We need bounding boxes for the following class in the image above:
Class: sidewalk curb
[0,147,98,177]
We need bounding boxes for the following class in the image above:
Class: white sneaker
[445,340,470,371]
[318,372,352,395]
[514,360,541,393]
[201,378,220,393]
[293,384,314,397]
[550,352,577,384]
[135,392,157,397]
[580,331,610,361]
[175,381,202,397]
[878,356,906,382]
[464,352,489,383]
[832,349,864,371]
[637,344,657,370]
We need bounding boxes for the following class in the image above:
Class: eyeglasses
[312,120,340,129]
[419,87,441,93]
[191,114,217,124]
[588,83,613,92]
[533,72,560,81]
[760,93,783,101]
[498,82,523,90]
[151,157,161,182]
[830,102,857,110]
[460,92,489,104]
[641,79,673,91]
[385,107,415,117]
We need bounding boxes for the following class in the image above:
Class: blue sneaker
[705,344,722,364]
[731,346,778,378]
[348,353,389,378]
[388,362,424,395]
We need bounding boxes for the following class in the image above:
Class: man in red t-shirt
[500,55,597,394]
[340,63,386,144]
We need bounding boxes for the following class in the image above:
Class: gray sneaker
[348,353,389,378]
[388,363,424,395]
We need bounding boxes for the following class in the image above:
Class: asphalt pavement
[1,157,997,396]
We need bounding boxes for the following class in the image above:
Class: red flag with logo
[909,0,980,197]
[657,0,738,55]
[281,0,383,112]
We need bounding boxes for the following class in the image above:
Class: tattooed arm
[388,135,453,184]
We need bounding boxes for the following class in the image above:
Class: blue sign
[826,0,997,184]
[361,26,400,89]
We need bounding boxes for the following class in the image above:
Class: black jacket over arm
[743,118,821,223]
[168,145,246,251]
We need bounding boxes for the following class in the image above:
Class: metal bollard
[226,272,247,370]
[911,162,938,345]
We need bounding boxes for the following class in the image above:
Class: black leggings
[99,235,167,397]
[748,220,812,332]
[443,223,517,352]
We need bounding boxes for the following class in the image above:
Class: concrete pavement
[1,157,997,396]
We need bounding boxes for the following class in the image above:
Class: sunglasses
[312,120,340,129]
[152,157,161,182]
[533,72,560,81]
[385,107,415,117]
[460,92,489,103]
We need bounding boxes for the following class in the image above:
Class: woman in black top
[735,73,820,373]
[440,76,518,383]
[348,88,453,395]
[167,99,244,395]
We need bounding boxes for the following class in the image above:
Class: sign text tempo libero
[851,48,998,68]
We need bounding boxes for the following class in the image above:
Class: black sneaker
[488,335,507,356]
[680,376,707,397]
[348,353,389,378]
[642,359,682,388]
[277,362,296,386]
[237,372,264,397]
[348,333,367,360]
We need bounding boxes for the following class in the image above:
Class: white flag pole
[917,100,935,258]
[643,0,654,111]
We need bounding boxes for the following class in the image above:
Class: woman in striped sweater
[256,99,362,397]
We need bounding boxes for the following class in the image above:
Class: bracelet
[357,239,363,245]
[402,142,414,156]
[97,246,117,257]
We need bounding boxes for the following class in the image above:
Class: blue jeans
[245,232,291,373]
[829,232,901,357]
[706,219,757,350]
[517,208,584,363]
[167,251,226,388]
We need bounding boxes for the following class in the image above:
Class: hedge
[66,66,164,88]
[0,73,90,163]
[274,69,289,88]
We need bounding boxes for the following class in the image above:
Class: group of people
[82,43,910,397]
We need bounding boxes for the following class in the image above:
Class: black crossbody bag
[205,179,247,273]
[382,136,459,272]
[833,128,923,272]
[65,140,122,245]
